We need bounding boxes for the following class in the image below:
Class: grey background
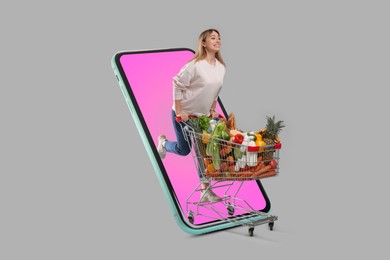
[1,0,389,259]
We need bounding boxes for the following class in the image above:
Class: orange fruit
[206,163,216,173]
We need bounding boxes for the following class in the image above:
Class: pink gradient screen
[119,49,267,225]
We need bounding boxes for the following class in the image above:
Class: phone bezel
[112,48,271,234]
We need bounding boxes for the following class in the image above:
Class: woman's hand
[211,111,219,119]
[178,111,189,122]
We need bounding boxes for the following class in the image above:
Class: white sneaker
[200,189,222,203]
[157,135,167,159]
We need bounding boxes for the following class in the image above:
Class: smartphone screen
[112,48,271,230]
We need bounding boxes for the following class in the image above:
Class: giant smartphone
[111,48,272,235]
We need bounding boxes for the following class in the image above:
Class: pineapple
[261,115,285,160]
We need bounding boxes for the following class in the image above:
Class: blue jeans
[165,110,192,156]
[165,110,203,178]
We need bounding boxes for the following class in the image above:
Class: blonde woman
[157,28,226,202]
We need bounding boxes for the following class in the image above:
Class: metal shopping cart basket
[177,114,281,236]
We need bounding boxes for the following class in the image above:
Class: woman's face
[203,31,221,53]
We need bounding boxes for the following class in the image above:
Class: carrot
[244,173,253,180]
[248,166,257,173]
[223,163,273,181]
[233,172,241,178]
[251,165,272,178]
[259,165,272,173]
[234,172,251,180]
[235,175,246,181]
[242,166,252,172]
[243,172,252,178]
[259,170,277,179]
[255,161,264,172]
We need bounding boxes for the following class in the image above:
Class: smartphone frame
[111,48,272,235]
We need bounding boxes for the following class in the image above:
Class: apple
[270,159,278,169]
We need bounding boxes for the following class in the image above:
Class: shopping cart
[176,114,281,236]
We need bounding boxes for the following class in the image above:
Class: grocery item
[259,115,285,160]
[246,140,258,167]
[232,133,244,144]
[200,113,285,180]
[259,115,285,146]
[226,112,236,130]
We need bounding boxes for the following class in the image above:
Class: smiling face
[202,30,221,53]
[192,29,225,66]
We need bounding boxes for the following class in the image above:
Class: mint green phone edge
[111,49,271,235]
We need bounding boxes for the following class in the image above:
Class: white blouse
[172,59,226,116]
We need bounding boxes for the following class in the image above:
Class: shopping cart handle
[175,115,197,123]
[176,114,224,123]
[274,143,282,149]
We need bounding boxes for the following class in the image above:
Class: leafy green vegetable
[212,141,221,170]
[221,130,230,140]
[234,147,243,160]
[198,115,211,132]
[212,122,226,139]
[188,115,210,133]
[206,140,214,156]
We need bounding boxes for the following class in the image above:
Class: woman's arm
[210,100,219,118]
[175,100,183,115]
[173,62,195,122]
[210,100,217,113]
[175,100,188,121]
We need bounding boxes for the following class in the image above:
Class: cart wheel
[188,212,194,224]
[227,204,234,216]
[248,227,254,236]
[268,222,274,231]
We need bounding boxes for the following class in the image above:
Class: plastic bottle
[246,138,258,167]
[209,119,218,133]
[240,133,249,152]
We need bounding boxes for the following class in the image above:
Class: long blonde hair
[190,29,226,67]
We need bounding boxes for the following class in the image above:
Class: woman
[157,28,226,203]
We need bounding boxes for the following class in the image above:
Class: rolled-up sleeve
[173,62,194,100]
